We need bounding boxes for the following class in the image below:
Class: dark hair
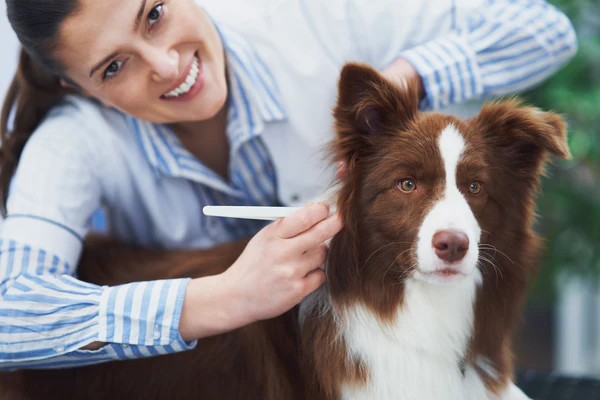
[1,0,79,215]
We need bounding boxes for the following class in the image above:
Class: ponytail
[0,48,71,216]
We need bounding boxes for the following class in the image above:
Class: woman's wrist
[178,273,252,341]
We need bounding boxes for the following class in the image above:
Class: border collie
[0,63,570,400]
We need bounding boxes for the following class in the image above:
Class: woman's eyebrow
[133,0,148,32]
[89,0,147,78]
[89,51,119,78]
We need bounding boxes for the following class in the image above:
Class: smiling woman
[0,0,577,382]
[57,0,228,124]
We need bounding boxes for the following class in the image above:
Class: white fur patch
[497,383,532,400]
[340,272,487,400]
[476,356,500,382]
[415,124,482,285]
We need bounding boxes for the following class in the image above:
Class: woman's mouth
[161,53,204,101]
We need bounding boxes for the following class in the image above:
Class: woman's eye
[469,182,483,195]
[103,60,123,79]
[398,179,417,193]
[148,4,163,25]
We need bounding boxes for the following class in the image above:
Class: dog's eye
[398,179,417,193]
[469,182,482,195]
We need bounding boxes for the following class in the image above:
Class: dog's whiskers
[476,262,489,278]
[381,248,413,292]
[478,247,527,273]
[362,241,412,271]
[477,254,504,282]
[392,262,417,286]
[478,244,515,265]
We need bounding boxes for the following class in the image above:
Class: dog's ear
[331,63,419,170]
[473,99,571,175]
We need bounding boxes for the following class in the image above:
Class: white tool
[202,205,336,221]
[202,206,303,221]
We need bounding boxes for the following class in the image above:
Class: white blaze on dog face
[415,125,482,285]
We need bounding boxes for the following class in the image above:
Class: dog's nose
[432,230,469,263]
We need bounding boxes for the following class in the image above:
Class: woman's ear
[59,79,75,90]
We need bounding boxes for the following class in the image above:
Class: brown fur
[0,63,569,399]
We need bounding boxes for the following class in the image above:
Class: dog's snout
[432,230,469,263]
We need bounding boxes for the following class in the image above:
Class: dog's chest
[339,276,489,400]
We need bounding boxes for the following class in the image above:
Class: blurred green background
[523,0,600,304]
[510,0,600,376]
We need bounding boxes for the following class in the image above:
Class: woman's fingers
[293,212,342,253]
[300,243,328,275]
[301,268,326,296]
[274,202,330,239]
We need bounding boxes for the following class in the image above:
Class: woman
[0,0,576,371]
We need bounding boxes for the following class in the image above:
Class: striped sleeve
[399,0,578,110]
[0,239,196,371]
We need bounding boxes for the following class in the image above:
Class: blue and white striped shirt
[0,0,576,371]
[399,0,577,110]
[0,22,284,371]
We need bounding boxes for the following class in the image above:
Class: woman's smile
[161,52,205,102]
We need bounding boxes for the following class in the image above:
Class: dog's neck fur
[300,232,491,400]
[337,274,486,400]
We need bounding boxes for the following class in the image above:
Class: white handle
[202,206,303,221]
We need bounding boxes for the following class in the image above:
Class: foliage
[521,0,600,304]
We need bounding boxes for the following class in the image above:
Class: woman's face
[57,0,227,124]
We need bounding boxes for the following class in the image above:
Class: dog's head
[326,63,570,315]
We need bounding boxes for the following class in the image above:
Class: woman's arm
[349,0,577,110]
[77,235,250,350]
[79,203,342,350]
[0,116,198,371]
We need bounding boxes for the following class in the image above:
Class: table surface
[516,371,600,399]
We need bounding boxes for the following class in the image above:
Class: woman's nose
[146,48,179,82]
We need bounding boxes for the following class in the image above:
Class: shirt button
[290,194,301,203]
[153,327,161,340]
[55,346,64,353]
[121,344,129,348]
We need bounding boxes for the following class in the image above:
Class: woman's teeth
[162,56,199,98]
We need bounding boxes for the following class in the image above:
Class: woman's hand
[179,202,342,340]
[382,57,425,99]
[224,202,341,323]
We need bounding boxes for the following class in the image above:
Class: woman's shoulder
[18,95,139,189]
[26,95,133,160]
[38,95,128,140]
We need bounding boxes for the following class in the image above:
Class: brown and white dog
[301,63,569,400]
[0,63,570,400]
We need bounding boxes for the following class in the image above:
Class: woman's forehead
[57,0,142,77]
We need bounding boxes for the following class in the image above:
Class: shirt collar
[128,20,286,190]
[217,22,286,136]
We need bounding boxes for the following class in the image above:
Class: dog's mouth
[417,266,467,279]
[429,267,463,277]
[412,263,477,286]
